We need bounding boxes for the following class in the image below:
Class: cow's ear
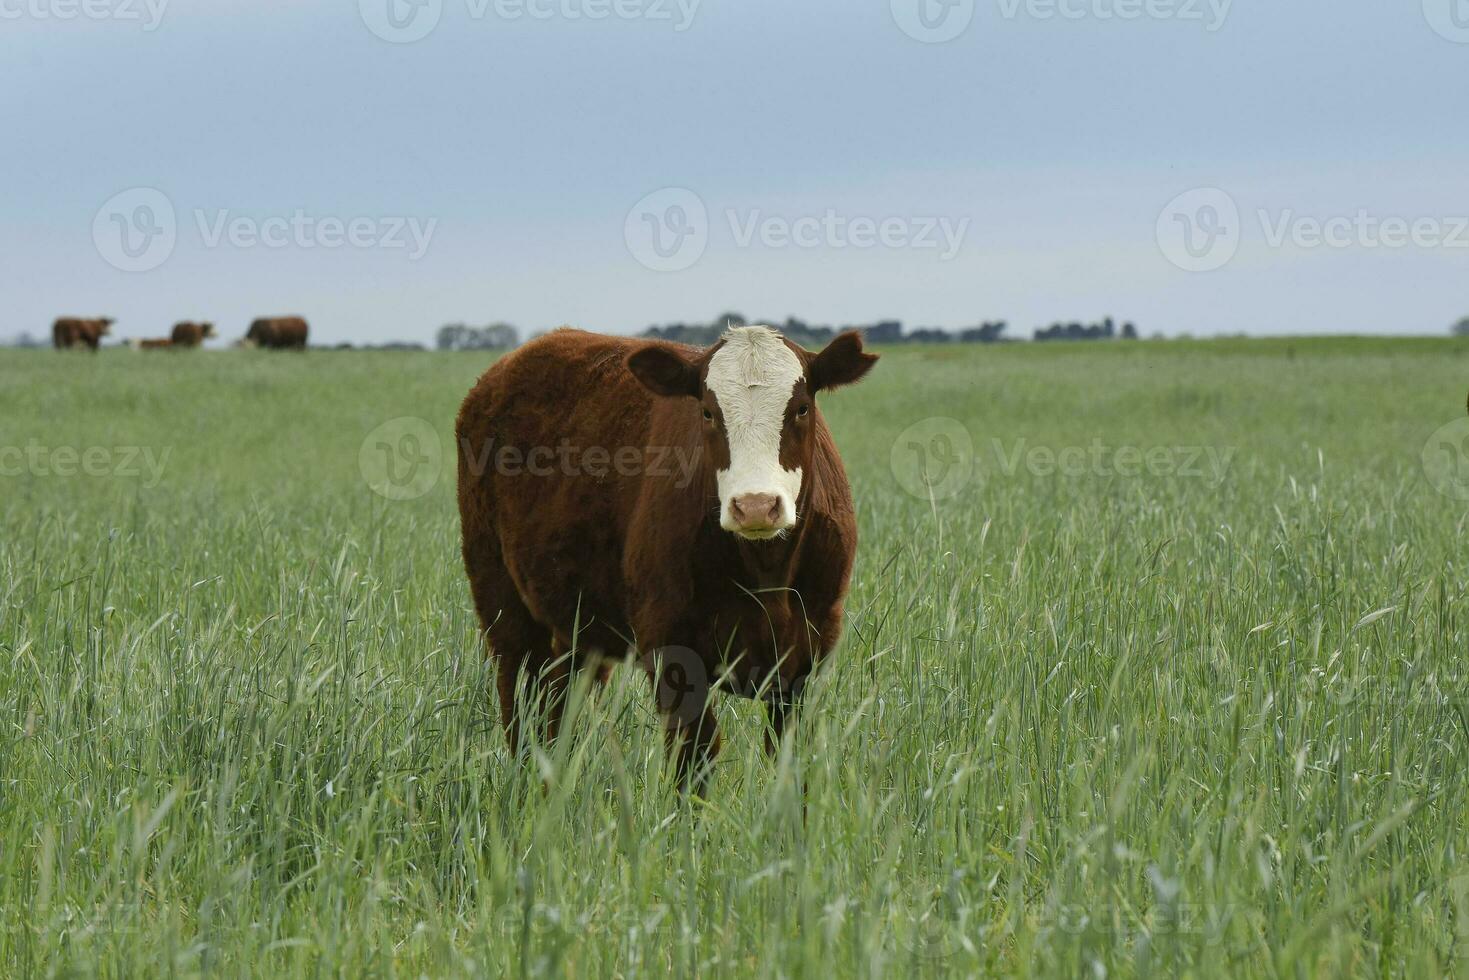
[808,331,878,393]
[626,345,701,399]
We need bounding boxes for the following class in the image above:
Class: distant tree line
[1454,316,1469,338]
[643,312,1020,347]
[437,322,520,351]
[1033,317,1139,342]
[642,312,1144,346]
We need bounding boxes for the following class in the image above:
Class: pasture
[2,337,1467,976]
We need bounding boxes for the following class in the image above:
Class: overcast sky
[2,0,1466,344]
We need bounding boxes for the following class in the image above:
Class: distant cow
[456,326,877,793]
[170,321,215,347]
[129,338,175,351]
[53,317,113,350]
[243,316,308,349]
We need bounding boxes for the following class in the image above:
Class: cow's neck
[715,471,817,591]
[730,527,806,588]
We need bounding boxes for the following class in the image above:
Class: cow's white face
[705,328,804,539]
[626,324,878,542]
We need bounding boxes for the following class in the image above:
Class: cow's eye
[797,404,810,417]
[702,409,714,422]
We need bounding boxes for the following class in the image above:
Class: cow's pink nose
[730,494,781,530]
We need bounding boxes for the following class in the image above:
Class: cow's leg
[764,687,800,756]
[645,653,721,796]
[529,638,575,745]
[490,621,558,756]
[463,525,557,755]
[764,604,839,754]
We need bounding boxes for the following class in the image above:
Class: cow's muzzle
[727,493,791,539]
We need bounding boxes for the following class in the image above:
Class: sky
[1,0,1466,345]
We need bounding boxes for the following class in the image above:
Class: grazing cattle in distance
[242,316,308,349]
[129,338,175,351]
[53,317,113,350]
[456,325,877,793]
[170,321,216,347]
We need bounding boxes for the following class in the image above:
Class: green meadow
[2,337,1467,977]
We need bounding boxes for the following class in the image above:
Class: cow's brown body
[244,316,308,349]
[456,327,874,790]
[133,338,175,350]
[53,317,113,350]
[170,321,215,347]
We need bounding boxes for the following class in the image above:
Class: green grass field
[2,338,1468,977]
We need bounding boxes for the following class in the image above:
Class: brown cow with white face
[53,317,113,350]
[456,325,877,792]
[170,321,216,347]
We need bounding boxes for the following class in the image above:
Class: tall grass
[1,339,1467,976]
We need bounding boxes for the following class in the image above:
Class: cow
[53,317,113,350]
[241,316,308,349]
[456,325,877,793]
[170,321,216,347]
[128,338,175,351]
